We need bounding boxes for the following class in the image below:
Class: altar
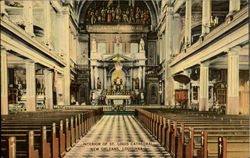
[106,95,130,111]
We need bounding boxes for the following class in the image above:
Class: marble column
[1,48,8,114]
[26,60,36,111]
[199,63,209,111]
[185,0,192,47]
[23,0,35,37]
[227,46,240,115]
[229,0,241,15]
[44,69,53,109]
[43,0,51,48]
[201,0,211,36]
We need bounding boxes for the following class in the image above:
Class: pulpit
[175,89,188,108]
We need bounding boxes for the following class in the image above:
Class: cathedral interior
[1,0,250,157]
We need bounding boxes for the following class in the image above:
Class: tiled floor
[64,115,171,158]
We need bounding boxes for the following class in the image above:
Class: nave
[64,115,171,158]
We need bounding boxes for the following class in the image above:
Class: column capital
[61,7,70,15]
[227,46,241,55]
[25,59,35,64]
[200,62,210,67]
[166,6,174,15]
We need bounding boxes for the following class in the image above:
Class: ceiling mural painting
[77,0,159,30]
[85,0,151,25]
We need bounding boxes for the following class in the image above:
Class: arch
[77,0,159,29]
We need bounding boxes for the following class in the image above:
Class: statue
[140,37,145,51]
[101,8,106,22]
[107,8,112,23]
[90,10,96,24]
[111,7,115,22]
[115,6,122,22]
[135,77,139,89]
[122,11,129,23]
[97,77,101,89]
[130,8,135,23]
[135,7,141,24]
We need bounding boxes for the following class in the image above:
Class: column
[1,0,7,15]
[173,13,180,56]
[184,70,191,109]
[201,0,211,36]
[59,7,70,105]
[158,36,162,63]
[23,0,35,36]
[26,60,36,111]
[131,68,133,90]
[138,67,142,89]
[90,66,94,89]
[185,0,192,47]
[104,68,107,89]
[142,66,145,89]
[44,69,53,109]
[1,48,8,114]
[227,46,240,115]
[94,66,98,89]
[43,0,51,48]
[229,0,241,16]
[199,63,209,111]
[165,7,173,61]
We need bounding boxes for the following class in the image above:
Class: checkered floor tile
[64,115,171,158]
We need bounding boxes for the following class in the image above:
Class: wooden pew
[1,127,50,158]
[1,108,104,158]
[135,108,249,158]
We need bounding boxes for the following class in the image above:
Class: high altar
[88,25,147,105]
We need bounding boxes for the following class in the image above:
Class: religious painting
[85,0,150,25]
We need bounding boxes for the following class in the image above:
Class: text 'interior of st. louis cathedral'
[1,0,250,158]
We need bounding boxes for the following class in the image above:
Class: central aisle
[64,115,171,158]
